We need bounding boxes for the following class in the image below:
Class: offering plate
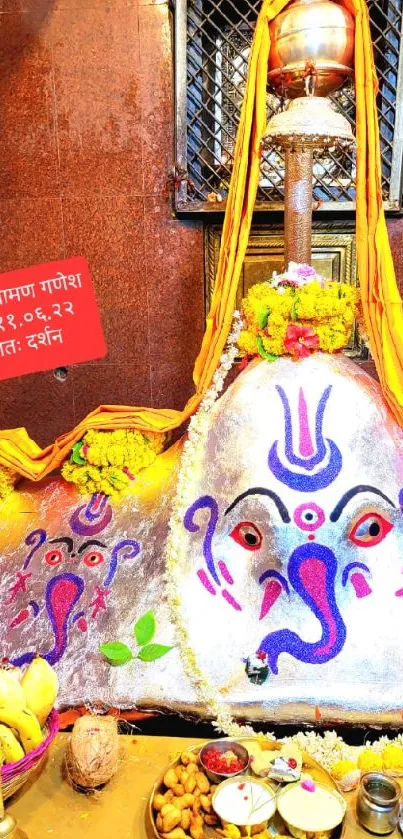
[148,738,346,839]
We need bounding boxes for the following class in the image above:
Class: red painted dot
[308,534,315,541]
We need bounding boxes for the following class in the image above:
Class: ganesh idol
[0,263,402,727]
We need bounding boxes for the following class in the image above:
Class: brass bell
[268,0,355,97]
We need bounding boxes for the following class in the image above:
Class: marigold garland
[238,263,360,362]
[0,465,18,500]
[61,428,166,499]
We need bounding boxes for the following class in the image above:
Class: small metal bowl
[212,775,276,837]
[199,740,250,784]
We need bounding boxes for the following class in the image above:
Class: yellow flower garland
[239,274,360,360]
[62,428,166,499]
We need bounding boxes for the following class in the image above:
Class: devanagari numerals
[0,314,17,332]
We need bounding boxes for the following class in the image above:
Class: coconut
[65,714,119,790]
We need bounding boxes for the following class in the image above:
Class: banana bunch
[0,657,58,765]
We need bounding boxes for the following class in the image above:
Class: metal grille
[175,0,403,211]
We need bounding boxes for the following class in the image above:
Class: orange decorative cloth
[1,0,402,482]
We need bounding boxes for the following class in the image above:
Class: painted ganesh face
[2,492,141,667]
[178,355,403,721]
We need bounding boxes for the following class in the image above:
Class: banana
[0,705,43,753]
[0,667,26,709]
[0,723,24,763]
[21,656,58,727]
[1,660,22,682]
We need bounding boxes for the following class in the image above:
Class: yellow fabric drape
[1,0,403,483]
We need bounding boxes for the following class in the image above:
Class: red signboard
[0,257,106,381]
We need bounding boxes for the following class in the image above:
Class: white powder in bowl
[213,778,276,826]
[278,783,345,832]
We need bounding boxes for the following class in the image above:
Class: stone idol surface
[1,354,402,725]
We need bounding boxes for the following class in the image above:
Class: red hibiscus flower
[284,324,319,359]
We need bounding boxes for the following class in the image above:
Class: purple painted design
[399,488,403,511]
[259,570,289,621]
[103,539,140,587]
[260,579,283,620]
[350,573,372,598]
[222,589,242,611]
[259,543,346,674]
[294,503,325,532]
[184,496,220,586]
[218,560,234,585]
[298,390,314,457]
[70,493,113,536]
[12,573,84,667]
[342,561,370,588]
[23,529,47,569]
[268,386,342,492]
[259,569,290,595]
[44,573,85,664]
[197,569,216,595]
[29,600,40,617]
[72,610,85,623]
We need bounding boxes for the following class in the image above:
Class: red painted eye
[45,549,63,566]
[349,513,393,547]
[82,551,104,567]
[230,521,263,551]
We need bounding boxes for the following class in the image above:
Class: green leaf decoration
[99,641,133,666]
[137,644,173,662]
[256,336,277,363]
[134,611,156,646]
[71,441,86,465]
[290,300,299,321]
[256,305,270,330]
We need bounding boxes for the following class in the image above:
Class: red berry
[288,758,297,769]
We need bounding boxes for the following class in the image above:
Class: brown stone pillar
[284,146,313,266]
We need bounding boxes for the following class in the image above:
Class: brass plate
[148,738,346,838]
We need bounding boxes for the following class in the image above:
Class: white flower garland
[283,730,403,771]
[164,309,403,761]
[164,312,274,739]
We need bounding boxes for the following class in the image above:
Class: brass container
[268,0,355,97]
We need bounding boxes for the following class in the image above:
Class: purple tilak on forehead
[70,493,113,536]
[268,385,342,491]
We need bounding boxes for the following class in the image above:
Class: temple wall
[0,0,402,445]
[0,0,205,446]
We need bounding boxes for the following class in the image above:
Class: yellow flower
[358,750,383,772]
[331,759,358,780]
[238,330,258,355]
[382,744,403,773]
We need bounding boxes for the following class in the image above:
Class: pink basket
[1,709,59,800]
